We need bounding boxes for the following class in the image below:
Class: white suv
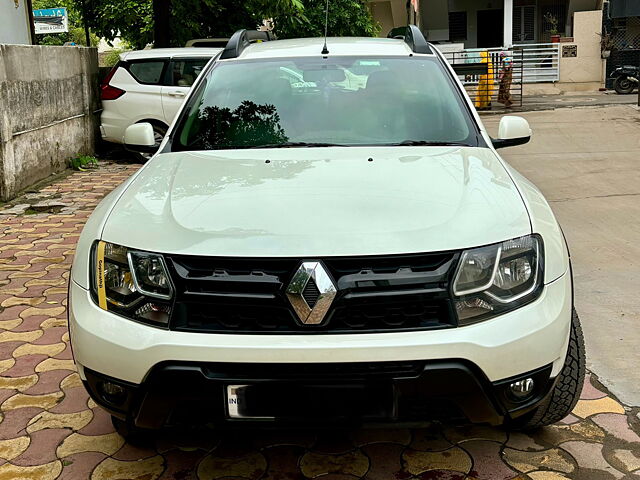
[71,28,584,436]
[99,47,221,159]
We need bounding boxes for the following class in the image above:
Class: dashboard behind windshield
[172,56,479,151]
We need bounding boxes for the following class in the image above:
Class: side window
[167,58,209,87]
[128,61,166,84]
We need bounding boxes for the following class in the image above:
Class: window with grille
[449,11,467,41]
[513,6,536,42]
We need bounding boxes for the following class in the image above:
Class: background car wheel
[507,308,586,430]
[614,77,635,95]
[133,123,167,163]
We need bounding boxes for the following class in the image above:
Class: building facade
[369,0,604,49]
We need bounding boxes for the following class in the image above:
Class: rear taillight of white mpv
[100,64,125,100]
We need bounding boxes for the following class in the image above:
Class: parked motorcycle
[610,65,639,94]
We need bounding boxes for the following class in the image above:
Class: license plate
[226,385,274,419]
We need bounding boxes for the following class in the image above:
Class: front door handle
[168,91,186,97]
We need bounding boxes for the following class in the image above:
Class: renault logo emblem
[286,261,337,325]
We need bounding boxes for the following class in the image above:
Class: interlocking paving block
[505,432,548,452]
[311,432,357,454]
[560,440,625,478]
[609,448,640,473]
[56,432,125,457]
[527,472,572,480]
[536,420,606,445]
[197,452,268,480]
[160,449,209,480]
[591,413,640,444]
[502,447,576,474]
[402,446,472,476]
[300,450,369,478]
[12,342,65,358]
[59,373,83,391]
[409,424,455,452]
[11,427,71,465]
[360,442,404,480]
[91,455,164,480]
[443,424,508,444]
[580,375,609,400]
[0,436,30,461]
[464,440,520,480]
[249,429,316,450]
[26,410,93,433]
[351,427,411,447]
[34,358,76,372]
[1,391,63,411]
[0,374,38,392]
[260,445,305,480]
[0,459,63,479]
[572,397,626,418]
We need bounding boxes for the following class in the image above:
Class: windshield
[172,56,478,151]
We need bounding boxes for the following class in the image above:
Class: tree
[77,0,378,50]
[271,0,380,39]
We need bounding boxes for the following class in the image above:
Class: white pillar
[503,0,514,48]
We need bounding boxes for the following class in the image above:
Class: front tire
[614,76,636,95]
[508,308,586,430]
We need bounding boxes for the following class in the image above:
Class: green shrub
[70,155,99,171]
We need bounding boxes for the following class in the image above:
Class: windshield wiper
[239,142,343,149]
[390,140,471,147]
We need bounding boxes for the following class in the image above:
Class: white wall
[559,10,604,84]
[369,0,408,36]
[0,1,32,45]
[420,0,450,41]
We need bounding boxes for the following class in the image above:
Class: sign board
[562,45,577,58]
[33,8,68,35]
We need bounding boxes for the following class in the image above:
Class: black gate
[444,48,525,110]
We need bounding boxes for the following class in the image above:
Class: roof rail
[220,29,274,60]
[387,25,433,55]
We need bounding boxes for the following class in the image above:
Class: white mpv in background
[99,47,221,160]
[71,28,585,439]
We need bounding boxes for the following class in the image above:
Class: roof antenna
[321,0,330,55]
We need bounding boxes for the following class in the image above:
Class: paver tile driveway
[0,163,639,479]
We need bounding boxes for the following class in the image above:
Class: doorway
[477,9,504,47]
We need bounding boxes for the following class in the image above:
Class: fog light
[509,378,535,400]
[99,381,126,402]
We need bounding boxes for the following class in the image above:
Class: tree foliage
[271,0,380,39]
[76,0,379,49]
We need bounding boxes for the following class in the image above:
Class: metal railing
[513,43,560,83]
[442,43,560,83]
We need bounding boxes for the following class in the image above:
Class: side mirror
[492,116,532,149]
[123,123,157,153]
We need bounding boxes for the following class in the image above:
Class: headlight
[452,235,543,325]
[91,241,173,327]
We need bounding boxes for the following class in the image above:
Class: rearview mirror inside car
[492,116,532,149]
[123,123,157,153]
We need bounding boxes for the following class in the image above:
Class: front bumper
[69,272,571,426]
[83,360,556,428]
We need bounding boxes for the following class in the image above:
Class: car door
[161,57,211,124]
[120,59,168,124]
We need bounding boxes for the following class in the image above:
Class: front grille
[167,252,459,334]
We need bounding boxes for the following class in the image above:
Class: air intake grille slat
[167,253,458,334]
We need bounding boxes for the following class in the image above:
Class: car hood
[103,147,531,256]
